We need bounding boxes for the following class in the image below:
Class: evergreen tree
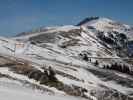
[48,66,57,81]
[94,60,99,66]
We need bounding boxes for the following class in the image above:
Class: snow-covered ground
[0,17,133,100]
[0,78,85,100]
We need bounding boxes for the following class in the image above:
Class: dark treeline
[103,63,133,75]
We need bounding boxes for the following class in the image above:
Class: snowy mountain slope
[77,17,133,39]
[78,17,133,57]
[0,77,85,100]
[0,40,133,100]
[0,17,133,100]
[14,25,118,58]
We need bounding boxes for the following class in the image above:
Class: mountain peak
[77,17,115,26]
[77,16,100,26]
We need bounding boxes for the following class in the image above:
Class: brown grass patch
[12,61,34,75]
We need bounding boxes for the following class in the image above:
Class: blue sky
[0,0,133,36]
